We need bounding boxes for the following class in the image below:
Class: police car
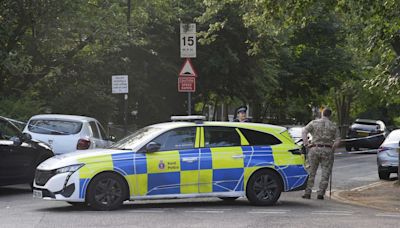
[33,116,308,210]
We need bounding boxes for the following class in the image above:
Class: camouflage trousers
[304,147,334,196]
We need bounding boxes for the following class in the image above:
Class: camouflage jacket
[304,117,340,146]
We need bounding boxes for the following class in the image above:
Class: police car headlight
[55,164,84,174]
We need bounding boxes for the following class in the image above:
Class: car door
[97,122,112,147]
[0,119,37,184]
[88,121,102,148]
[199,126,245,193]
[134,127,199,196]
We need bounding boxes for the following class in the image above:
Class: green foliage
[0,0,399,127]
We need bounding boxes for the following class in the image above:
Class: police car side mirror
[146,142,161,153]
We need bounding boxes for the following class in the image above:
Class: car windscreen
[288,127,303,138]
[111,126,162,150]
[28,119,83,135]
[351,123,380,131]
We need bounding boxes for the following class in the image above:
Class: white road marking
[185,210,224,214]
[350,182,383,191]
[129,210,165,213]
[196,208,232,211]
[311,210,353,216]
[375,213,400,218]
[249,209,289,214]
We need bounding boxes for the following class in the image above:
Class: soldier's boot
[317,189,325,200]
[302,194,311,199]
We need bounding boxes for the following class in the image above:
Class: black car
[0,116,54,187]
[345,119,388,151]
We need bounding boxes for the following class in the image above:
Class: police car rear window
[239,128,281,146]
[28,119,82,135]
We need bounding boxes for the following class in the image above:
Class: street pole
[398,141,400,184]
[188,92,191,115]
[124,94,128,136]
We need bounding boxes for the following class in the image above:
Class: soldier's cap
[237,106,247,113]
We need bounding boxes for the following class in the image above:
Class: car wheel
[246,169,282,206]
[219,197,239,201]
[354,147,360,151]
[86,172,128,211]
[378,169,390,180]
[345,146,352,152]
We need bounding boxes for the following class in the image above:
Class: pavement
[332,179,400,212]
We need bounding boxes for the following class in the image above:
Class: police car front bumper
[33,169,83,202]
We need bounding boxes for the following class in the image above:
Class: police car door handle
[232,155,244,159]
[182,157,198,163]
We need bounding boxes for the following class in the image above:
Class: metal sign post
[188,92,191,115]
[180,23,196,116]
[112,75,129,136]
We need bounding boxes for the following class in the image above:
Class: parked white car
[377,129,399,180]
[23,114,113,154]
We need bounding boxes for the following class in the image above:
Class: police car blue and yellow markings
[76,145,305,199]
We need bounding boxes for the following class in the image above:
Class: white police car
[33,117,307,210]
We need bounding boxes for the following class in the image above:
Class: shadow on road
[34,197,317,213]
[0,185,31,197]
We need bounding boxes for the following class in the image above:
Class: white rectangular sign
[180,23,196,58]
[112,75,129,94]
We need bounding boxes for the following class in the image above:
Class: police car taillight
[77,139,91,150]
[289,148,303,155]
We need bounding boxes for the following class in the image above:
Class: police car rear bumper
[287,176,308,192]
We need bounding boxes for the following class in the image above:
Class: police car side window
[239,128,281,145]
[204,127,241,147]
[152,127,196,151]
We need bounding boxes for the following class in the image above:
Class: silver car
[23,114,113,155]
[377,129,399,180]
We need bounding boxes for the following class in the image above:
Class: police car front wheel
[246,170,282,206]
[86,172,128,211]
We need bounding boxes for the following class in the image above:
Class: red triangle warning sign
[179,59,197,77]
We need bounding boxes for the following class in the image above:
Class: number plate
[33,190,43,198]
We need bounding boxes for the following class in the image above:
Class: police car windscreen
[111,126,162,149]
[28,119,83,135]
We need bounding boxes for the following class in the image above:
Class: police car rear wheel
[86,173,128,211]
[246,170,282,206]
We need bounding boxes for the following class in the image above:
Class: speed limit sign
[180,23,196,58]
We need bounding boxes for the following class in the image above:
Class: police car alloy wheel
[246,169,282,206]
[86,172,128,211]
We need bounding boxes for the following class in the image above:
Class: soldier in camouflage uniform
[301,108,341,200]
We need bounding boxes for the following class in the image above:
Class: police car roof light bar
[171,115,206,123]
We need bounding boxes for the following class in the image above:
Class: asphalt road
[1,150,399,228]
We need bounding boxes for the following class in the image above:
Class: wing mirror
[22,132,32,142]
[11,136,22,146]
[146,142,161,153]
